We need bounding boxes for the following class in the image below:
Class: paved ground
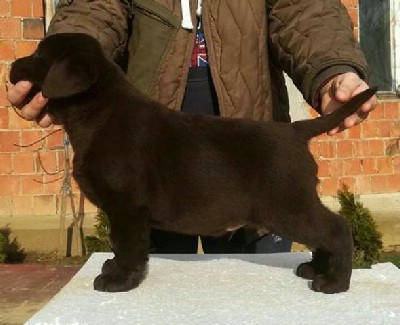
[0,264,81,325]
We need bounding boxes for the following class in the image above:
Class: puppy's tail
[292,87,377,140]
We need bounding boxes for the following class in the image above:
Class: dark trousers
[150,67,292,254]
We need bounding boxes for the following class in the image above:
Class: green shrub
[84,209,111,254]
[380,251,400,268]
[337,184,383,268]
[0,233,7,263]
[0,227,26,263]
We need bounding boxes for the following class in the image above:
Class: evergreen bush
[337,184,383,268]
[0,227,26,263]
[84,209,111,254]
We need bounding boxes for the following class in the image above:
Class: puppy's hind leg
[93,204,151,292]
[296,249,330,280]
[295,206,353,294]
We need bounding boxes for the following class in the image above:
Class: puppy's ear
[42,55,99,99]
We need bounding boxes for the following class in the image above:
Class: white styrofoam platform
[27,253,400,325]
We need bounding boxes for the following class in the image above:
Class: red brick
[0,130,20,152]
[331,129,345,140]
[376,157,393,174]
[329,160,344,177]
[368,140,384,156]
[12,195,34,215]
[0,40,15,60]
[353,140,369,157]
[368,103,384,120]
[319,141,337,158]
[337,140,353,158]
[347,8,358,27]
[22,18,44,39]
[384,102,399,119]
[317,160,330,178]
[21,174,43,194]
[387,174,400,192]
[379,120,392,138]
[0,107,9,128]
[11,0,31,17]
[355,175,372,194]
[57,150,66,171]
[45,128,64,149]
[0,1,9,16]
[0,18,21,39]
[343,158,362,176]
[36,150,58,174]
[20,130,44,151]
[43,174,63,194]
[32,0,44,18]
[386,139,398,154]
[319,177,341,196]
[361,120,380,138]
[341,0,358,8]
[393,157,400,173]
[361,158,377,174]
[8,108,35,129]
[391,121,400,137]
[309,140,318,157]
[13,152,35,173]
[15,40,38,58]
[340,177,356,192]
[0,84,11,107]
[0,153,12,174]
[371,175,388,193]
[0,175,19,195]
[0,61,9,76]
[344,124,361,139]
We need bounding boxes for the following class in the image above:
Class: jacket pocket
[127,0,180,95]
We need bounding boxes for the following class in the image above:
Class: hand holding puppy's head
[10,33,104,100]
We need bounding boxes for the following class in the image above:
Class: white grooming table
[26,253,400,324]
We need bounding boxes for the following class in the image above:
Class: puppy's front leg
[93,206,151,292]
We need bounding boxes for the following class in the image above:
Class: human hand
[6,81,55,127]
[319,72,377,135]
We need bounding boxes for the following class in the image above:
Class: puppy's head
[10,33,104,100]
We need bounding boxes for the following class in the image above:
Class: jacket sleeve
[267,0,369,109]
[47,0,132,62]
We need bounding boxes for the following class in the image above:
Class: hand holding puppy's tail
[293,87,377,140]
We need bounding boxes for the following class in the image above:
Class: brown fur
[10,33,377,294]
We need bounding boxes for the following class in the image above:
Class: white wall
[285,74,310,122]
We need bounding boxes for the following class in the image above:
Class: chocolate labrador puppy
[10,33,376,294]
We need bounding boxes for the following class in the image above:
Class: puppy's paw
[311,274,350,294]
[93,258,147,292]
[296,262,316,280]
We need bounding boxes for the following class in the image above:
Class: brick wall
[313,0,400,195]
[0,0,399,219]
[310,102,400,196]
[0,0,96,218]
